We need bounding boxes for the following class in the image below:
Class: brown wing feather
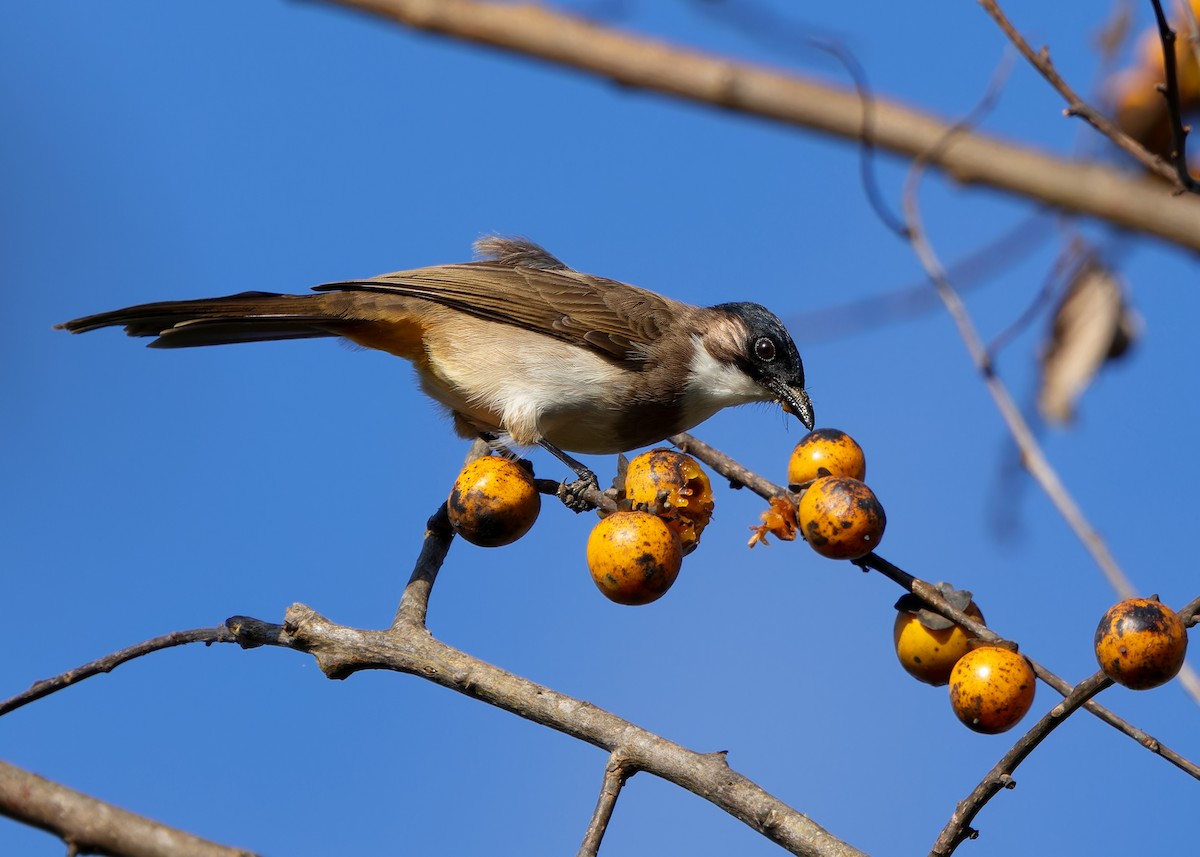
[314,262,690,363]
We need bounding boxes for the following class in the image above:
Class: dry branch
[227,605,867,857]
[0,761,257,857]
[322,0,1200,253]
[929,672,1113,856]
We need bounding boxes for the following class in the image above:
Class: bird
[57,237,814,497]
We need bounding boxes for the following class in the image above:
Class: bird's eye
[754,337,776,362]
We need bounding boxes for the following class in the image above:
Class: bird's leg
[477,431,520,461]
[475,432,598,512]
[537,439,600,513]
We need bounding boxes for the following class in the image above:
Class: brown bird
[57,237,813,489]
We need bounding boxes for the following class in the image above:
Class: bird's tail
[55,291,356,349]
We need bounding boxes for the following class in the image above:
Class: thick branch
[0,760,257,857]
[322,0,1200,253]
[228,605,866,857]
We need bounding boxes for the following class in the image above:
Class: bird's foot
[557,472,601,513]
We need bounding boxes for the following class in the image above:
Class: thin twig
[789,212,1054,345]
[324,0,1200,252]
[929,671,1112,856]
[901,114,1139,597]
[0,627,235,718]
[902,123,1200,705]
[670,432,788,498]
[0,760,258,857]
[977,0,1183,185]
[984,236,1083,359]
[1149,0,1200,190]
[577,754,637,857]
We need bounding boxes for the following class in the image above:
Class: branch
[577,753,636,857]
[391,502,454,628]
[319,0,1200,253]
[976,0,1186,185]
[227,604,866,857]
[670,432,789,498]
[929,671,1113,856]
[1149,0,1200,190]
[0,628,235,718]
[862,553,1200,782]
[900,126,1200,706]
[0,760,258,857]
[634,432,1200,781]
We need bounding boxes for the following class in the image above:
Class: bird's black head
[713,301,814,430]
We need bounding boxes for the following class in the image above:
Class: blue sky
[3,2,1198,855]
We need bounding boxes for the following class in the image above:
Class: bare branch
[900,123,1200,706]
[1149,0,1200,190]
[976,0,1184,184]
[577,754,637,857]
[322,0,1200,252]
[901,113,1139,594]
[0,628,235,718]
[392,503,454,629]
[0,760,258,857]
[670,432,788,498]
[790,212,1055,344]
[226,606,867,857]
[929,671,1113,856]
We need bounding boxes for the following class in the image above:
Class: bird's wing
[316,262,689,363]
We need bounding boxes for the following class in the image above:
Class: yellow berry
[796,476,886,560]
[787,428,866,489]
[586,511,682,605]
[622,449,714,552]
[1094,598,1188,690]
[948,646,1036,734]
[447,456,540,547]
[894,589,985,687]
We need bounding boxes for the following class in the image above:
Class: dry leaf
[1038,262,1139,425]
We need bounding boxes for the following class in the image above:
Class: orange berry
[622,449,714,552]
[1134,25,1200,105]
[787,428,866,488]
[893,587,986,687]
[586,510,682,605]
[796,476,886,560]
[447,456,541,547]
[1094,598,1188,690]
[949,646,1036,734]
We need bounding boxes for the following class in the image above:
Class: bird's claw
[557,473,601,513]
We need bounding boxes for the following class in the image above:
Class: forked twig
[977,0,1182,185]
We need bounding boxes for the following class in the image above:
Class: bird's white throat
[682,335,769,423]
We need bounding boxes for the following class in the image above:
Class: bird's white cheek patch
[683,337,767,424]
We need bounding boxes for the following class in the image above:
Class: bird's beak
[766,379,815,431]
